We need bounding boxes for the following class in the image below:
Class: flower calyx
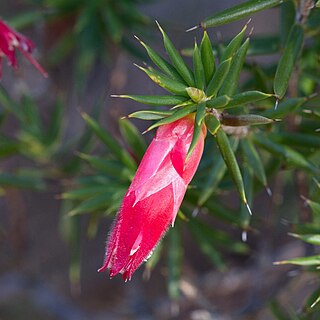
[186,87,206,103]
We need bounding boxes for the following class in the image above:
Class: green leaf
[280,0,296,44]
[307,287,320,309]
[144,104,197,132]
[274,24,304,99]
[221,22,248,62]
[215,128,248,206]
[305,198,320,216]
[78,153,133,180]
[113,94,188,106]
[135,36,184,81]
[157,22,195,86]
[219,38,250,96]
[186,87,206,103]
[187,103,205,159]
[293,223,320,235]
[119,119,147,160]
[19,95,42,137]
[206,58,232,97]
[241,138,268,188]
[200,31,216,85]
[195,102,206,127]
[274,255,320,266]
[68,192,122,216]
[103,6,122,42]
[193,40,205,90]
[167,227,182,300]
[220,113,275,126]
[136,65,188,95]
[204,113,221,135]
[81,113,137,171]
[44,98,64,145]
[128,109,174,120]
[201,0,289,28]
[62,186,119,200]
[222,91,273,109]
[206,95,231,109]
[289,233,320,246]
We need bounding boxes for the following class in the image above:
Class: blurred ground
[0,1,315,319]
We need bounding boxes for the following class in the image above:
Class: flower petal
[100,115,206,280]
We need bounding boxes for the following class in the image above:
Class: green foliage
[123,21,276,213]
[272,184,320,316]
[1,0,320,316]
[61,115,135,218]
[58,2,319,300]
[0,87,102,191]
[10,0,151,88]
[274,24,304,99]
[198,0,289,28]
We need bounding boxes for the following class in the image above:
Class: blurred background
[0,0,319,319]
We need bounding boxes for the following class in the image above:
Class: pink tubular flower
[0,19,48,78]
[98,115,206,281]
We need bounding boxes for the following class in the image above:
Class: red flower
[98,115,206,281]
[0,19,47,78]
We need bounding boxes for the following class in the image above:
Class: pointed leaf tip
[155,20,162,32]
[186,25,200,33]
[245,18,252,26]
[80,111,87,118]
[248,26,254,38]
[201,0,286,28]
[266,187,272,197]
[133,63,143,70]
[242,230,247,242]
[311,296,320,308]
[245,202,252,216]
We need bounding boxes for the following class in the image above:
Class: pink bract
[99,115,206,281]
[0,19,47,78]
